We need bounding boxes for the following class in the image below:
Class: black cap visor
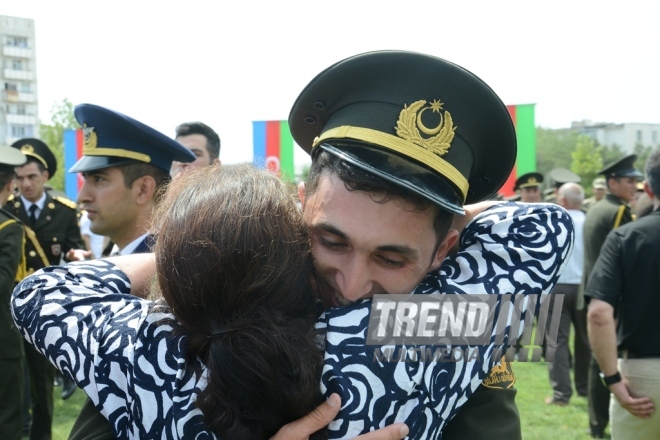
[318,142,464,215]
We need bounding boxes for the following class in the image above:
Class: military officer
[5,138,84,440]
[515,172,544,203]
[581,154,642,438]
[582,177,607,212]
[0,147,27,440]
[545,167,582,204]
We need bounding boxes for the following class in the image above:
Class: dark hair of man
[151,164,322,439]
[175,122,221,161]
[306,149,454,252]
[118,162,170,203]
[0,171,13,188]
[645,149,660,197]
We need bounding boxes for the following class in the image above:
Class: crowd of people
[0,49,656,440]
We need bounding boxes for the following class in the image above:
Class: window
[17,104,26,115]
[653,131,657,143]
[18,82,30,93]
[11,59,24,70]
[4,82,18,92]
[637,130,642,142]
[6,36,28,47]
[11,125,34,137]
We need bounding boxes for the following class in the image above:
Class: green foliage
[536,128,580,177]
[633,144,655,173]
[600,144,625,168]
[38,99,78,192]
[571,135,603,195]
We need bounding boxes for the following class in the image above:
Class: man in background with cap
[545,168,582,204]
[170,121,221,178]
[286,50,573,439]
[0,147,28,440]
[4,138,83,440]
[583,177,607,212]
[581,154,643,438]
[64,103,195,440]
[515,172,544,203]
[586,149,660,440]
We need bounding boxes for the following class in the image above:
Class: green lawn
[49,361,606,439]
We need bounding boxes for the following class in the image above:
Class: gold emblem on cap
[21,144,35,154]
[529,177,537,184]
[83,124,98,149]
[395,99,456,157]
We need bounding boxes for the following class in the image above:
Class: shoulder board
[0,207,23,224]
[53,196,78,210]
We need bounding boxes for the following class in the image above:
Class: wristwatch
[599,371,622,387]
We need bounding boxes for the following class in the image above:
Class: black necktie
[28,204,38,226]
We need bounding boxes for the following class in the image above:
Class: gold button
[14,202,20,208]
[29,251,36,257]
[48,202,55,209]
[53,237,57,242]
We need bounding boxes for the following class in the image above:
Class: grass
[47,361,606,439]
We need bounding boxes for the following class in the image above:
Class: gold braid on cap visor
[313,125,469,201]
[81,147,151,163]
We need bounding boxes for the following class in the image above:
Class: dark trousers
[546,284,591,401]
[588,355,610,436]
[24,341,53,440]
[0,357,24,440]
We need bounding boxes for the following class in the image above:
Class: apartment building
[0,15,38,146]
[571,120,660,154]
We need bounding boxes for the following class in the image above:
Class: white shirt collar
[20,192,47,213]
[112,233,149,256]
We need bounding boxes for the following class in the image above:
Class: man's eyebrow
[83,170,108,178]
[375,244,419,259]
[189,148,205,155]
[311,221,348,240]
[312,221,419,259]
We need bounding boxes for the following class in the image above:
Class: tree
[633,144,654,174]
[600,144,625,168]
[38,99,78,192]
[536,127,580,177]
[571,135,603,196]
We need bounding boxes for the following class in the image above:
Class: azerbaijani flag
[63,128,84,200]
[252,121,295,180]
[500,104,536,197]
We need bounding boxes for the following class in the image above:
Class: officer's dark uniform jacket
[579,193,633,310]
[0,208,25,359]
[4,192,83,274]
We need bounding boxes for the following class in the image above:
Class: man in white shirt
[546,182,590,405]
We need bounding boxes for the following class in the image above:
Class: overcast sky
[3,0,659,166]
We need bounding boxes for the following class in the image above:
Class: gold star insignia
[429,99,444,113]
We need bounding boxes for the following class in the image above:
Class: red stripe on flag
[265,121,281,175]
[500,106,518,197]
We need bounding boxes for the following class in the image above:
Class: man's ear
[298,182,306,208]
[134,175,157,205]
[429,229,460,271]
[644,180,655,199]
[212,158,221,166]
[43,170,50,180]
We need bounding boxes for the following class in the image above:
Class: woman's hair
[151,164,322,439]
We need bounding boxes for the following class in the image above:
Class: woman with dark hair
[12,164,323,439]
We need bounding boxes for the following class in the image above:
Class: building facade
[572,120,660,154]
[0,15,38,146]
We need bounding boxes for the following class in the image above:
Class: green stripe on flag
[280,121,295,181]
[515,104,536,175]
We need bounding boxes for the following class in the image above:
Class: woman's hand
[270,393,409,439]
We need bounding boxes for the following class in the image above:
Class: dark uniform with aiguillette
[0,147,28,440]
[580,154,642,438]
[4,139,84,440]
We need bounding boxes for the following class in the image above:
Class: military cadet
[0,147,27,440]
[5,138,83,440]
[64,103,196,440]
[581,154,643,438]
[582,177,607,212]
[515,172,544,203]
[544,167,582,203]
